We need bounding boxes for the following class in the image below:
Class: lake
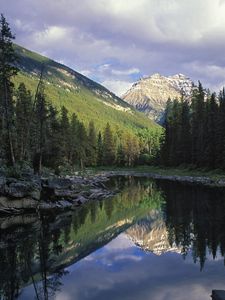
[0,176,225,300]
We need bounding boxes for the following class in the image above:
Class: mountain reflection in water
[0,176,225,300]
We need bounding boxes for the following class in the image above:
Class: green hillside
[13,44,159,133]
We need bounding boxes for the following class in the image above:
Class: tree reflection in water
[0,177,225,299]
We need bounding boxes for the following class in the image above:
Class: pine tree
[160,98,173,166]
[103,123,116,165]
[216,88,225,168]
[76,122,87,170]
[204,93,218,168]
[32,84,48,174]
[44,104,61,171]
[87,121,97,166]
[0,14,18,165]
[70,113,79,166]
[179,99,191,165]
[97,132,103,166]
[15,83,33,161]
[59,106,70,163]
[191,82,205,166]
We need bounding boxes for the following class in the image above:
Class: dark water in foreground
[1,176,225,300]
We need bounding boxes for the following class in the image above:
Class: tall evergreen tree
[191,82,205,166]
[44,104,61,171]
[87,121,97,166]
[76,122,87,170]
[0,14,18,165]
[97,132,103,166]
[69,113,79,166]
[15,83,33,161]
[216,88,225,168]
[32,84,48,174]
[103,123,116,165]
[179,99,191,165]
[59,106,70,163]
[204,93,218,168]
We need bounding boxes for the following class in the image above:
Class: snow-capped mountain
[126,211,182,255]
[122,73,193,123]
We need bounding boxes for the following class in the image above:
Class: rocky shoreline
[102,170,225,188]
[0,174,114,214]
[1,169,225,215]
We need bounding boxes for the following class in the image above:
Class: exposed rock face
[122,73,193,123]
[0,175,114,214]
[126,210,181,255]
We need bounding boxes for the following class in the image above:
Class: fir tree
[76,122,87,170]
[0,14,18,165]
[59,106,70,163]
[103,123,116,165]
[87,121,97,166]
[70,113,79,166]
[97,132,103,166]
[179,99,191,165]
[15,83,33,161]
[44,104,61,171]
[191,82,205,166]
[32,83,48,174]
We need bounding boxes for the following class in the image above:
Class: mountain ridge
[122,73,194,123]
[13,44,158,133]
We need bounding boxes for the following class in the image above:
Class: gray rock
[75,195,88,205]
[45,178,73,189]
[54,189,79,199]
[0,177,6,194]
[216,180,225,186]
[6,181,41,200]
[0,196,38,210]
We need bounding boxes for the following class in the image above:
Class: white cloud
[79,69,92,77]
[111,68,140,76]
[2,0,225,93]
[102,80,133,96]
[32,26,72,46]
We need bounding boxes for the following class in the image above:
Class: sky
[2,0,225,96]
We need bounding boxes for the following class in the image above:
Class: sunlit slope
[14,44,159,132]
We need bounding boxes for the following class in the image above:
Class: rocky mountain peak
[126,211,182,255]
[122,73,194,123]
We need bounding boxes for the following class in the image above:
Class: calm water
[1,176,225,300]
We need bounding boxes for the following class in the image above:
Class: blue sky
[2,0,225,95]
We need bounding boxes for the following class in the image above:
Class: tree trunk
[4,79,15,166]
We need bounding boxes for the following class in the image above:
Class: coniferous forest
[2,13,225,175]
[0,14,162,174]
[161,83,225,169]
[2,3,225,300]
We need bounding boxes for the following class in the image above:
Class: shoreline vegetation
[1,15,225,216]
[1,165,225,215]
[95,165,225,187]
[94,165,225,181]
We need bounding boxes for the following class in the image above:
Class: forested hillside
[13,44,157,133]
[0,15,162,174]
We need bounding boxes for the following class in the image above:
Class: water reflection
[0,177,225,299]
